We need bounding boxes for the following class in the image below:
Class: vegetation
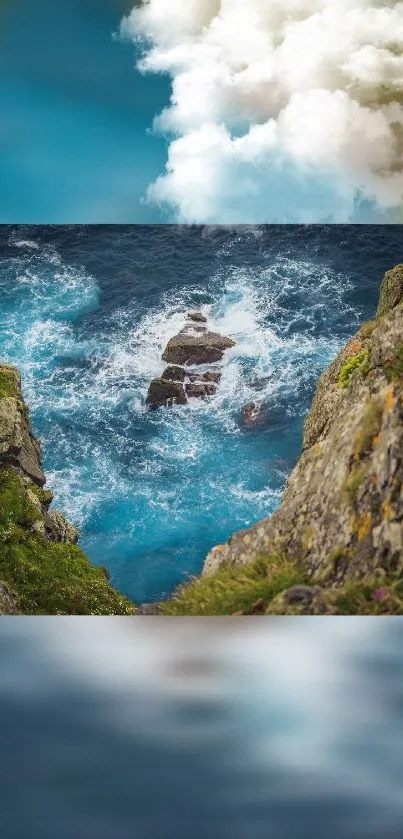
[159,552,306,616]
[0,365,20,399]
[0,467,136,615]
[338,348,369,389]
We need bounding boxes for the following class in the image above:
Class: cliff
[0,364,136,615]
[162,265,403,615]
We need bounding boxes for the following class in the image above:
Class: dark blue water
[0,225,402,603]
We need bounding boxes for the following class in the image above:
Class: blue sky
[0,0,170,222]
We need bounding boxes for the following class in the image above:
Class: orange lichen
[349,340,362,354]
[356,511,372,541]
[384,387,396,417]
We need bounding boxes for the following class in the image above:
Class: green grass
[0,466,136,615]
[338,349,369,389]
[159,553,306,616]
[331,577,403,615]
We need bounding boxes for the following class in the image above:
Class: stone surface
[202,266,403,599]
[0,583,19,615]
[242,402,268,428]
[186,382,217,399]
[187,311,207,323]
[162,331,236,366]
[0,365,45,486]
[146,378,187,408]
[45,510,79,544]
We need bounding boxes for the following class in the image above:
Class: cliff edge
[162,265,403,615]
[0,364,135,615]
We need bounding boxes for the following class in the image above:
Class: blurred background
[0,0,168,222]
[1,617,403,838]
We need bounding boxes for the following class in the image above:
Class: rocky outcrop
[146,311,234,408]
[0,362,136,615]
[161,265,403,615]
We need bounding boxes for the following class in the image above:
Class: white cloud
[122,0,403,222]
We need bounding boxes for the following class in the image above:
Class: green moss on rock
[338,349,369,389]
[0,365,20,399]
[0,466,136,615]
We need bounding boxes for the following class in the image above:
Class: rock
[187,311,207,323]
[45,510,79,544]
[0,363,45,486]
[377,264,403,318]
[242,402,268,428]
[0,583,19,615]
[201,264,403,596]
[146,378,187,408]
[186,382,217,399]
[137,603,160,615]
[162,331,235,366]
[180,324,207,335]
[161,366,187,382]
[202,371,221,384]
[267,586,328,615]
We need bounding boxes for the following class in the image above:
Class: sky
[0,0,170,222]
[0,0,401,223]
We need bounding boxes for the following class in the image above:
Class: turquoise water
[0,224,402,602]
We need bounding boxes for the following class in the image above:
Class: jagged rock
[162,331,235,366]
[187,311,207,323]
[180,324,207,335]
[146,378,187,408]
[186,382,217,399]
[161,366,187,382]
[0,583,19,615]
[0,363,45,486]
[377,264,403,318]
[202,265,403,596]
[45,510,79,544]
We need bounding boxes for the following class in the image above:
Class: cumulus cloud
[122,0,403,222]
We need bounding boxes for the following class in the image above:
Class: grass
[0,466,136,615]
[159,553,306,616]
[338,349,369,389]
[344,463,368,505]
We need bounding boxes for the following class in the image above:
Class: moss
[159,553,306,616]
[354,398,383,458]
[344,463,368,505]
[338,349,369,389]
[0,466,136,615]
[0,366,20,399]
[30,483,54,507]
[385,346,403,383]
[360,320,376,339]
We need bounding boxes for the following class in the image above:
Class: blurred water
[0,224,402,602]
[0,618,403,838]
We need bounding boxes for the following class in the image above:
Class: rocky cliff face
[162,265,403,615]
[0,364,135,615]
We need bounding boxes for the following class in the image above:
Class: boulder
[187,311,207,323]
[161,366,187,382]
[162,331,235,366]
[146,378,187,408]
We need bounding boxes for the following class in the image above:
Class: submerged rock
[187,311,207,323]
[241,402,268,428]
[162,330,235,366]
[146,378,187,408]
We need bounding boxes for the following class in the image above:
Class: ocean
[0,224,402,603]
